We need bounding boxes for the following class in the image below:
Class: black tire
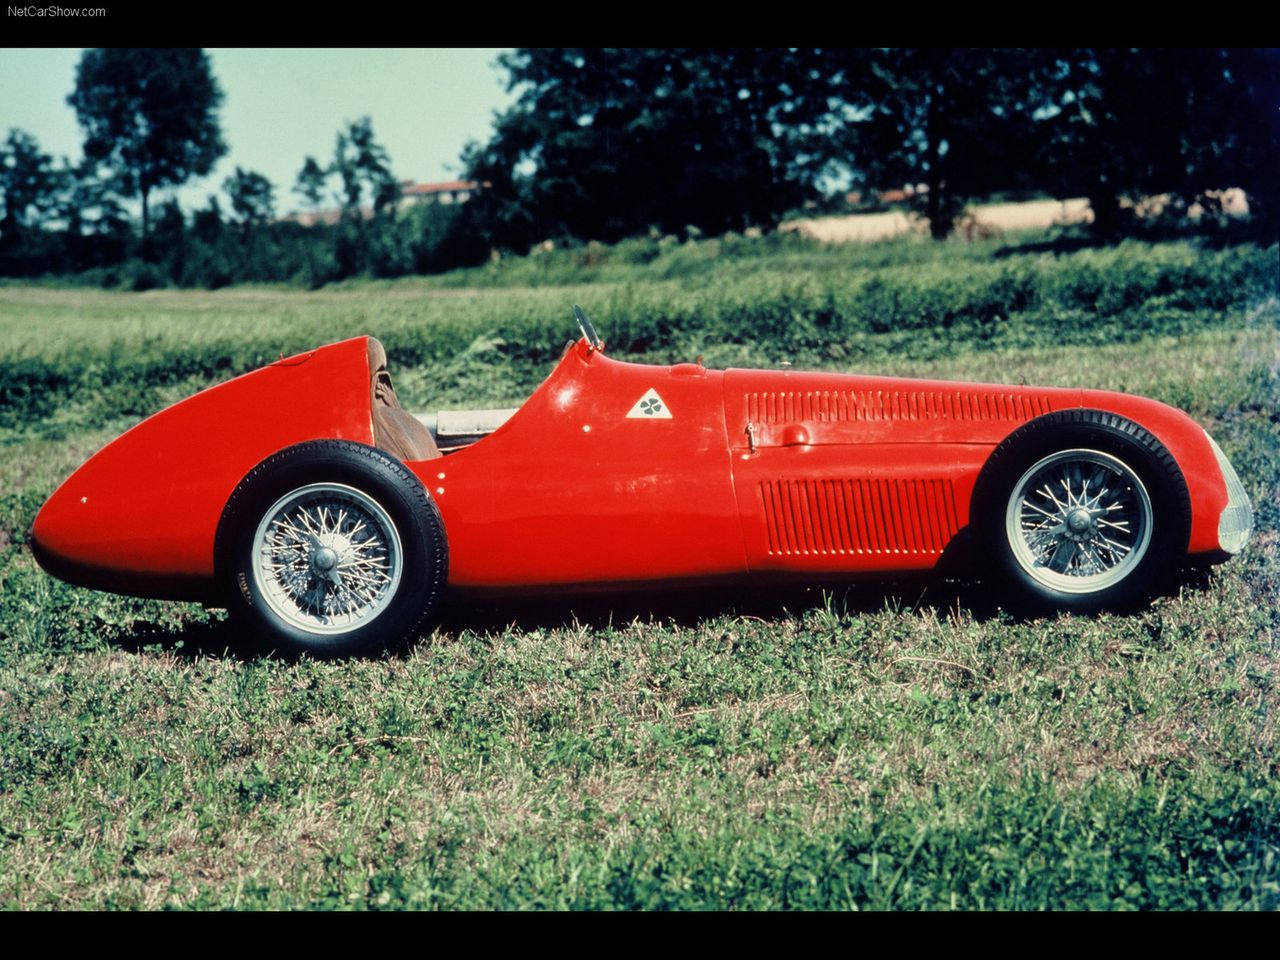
[971,409,1191,616]
[214,440,448,659]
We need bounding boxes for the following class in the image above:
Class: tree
[224,167,275,230]
[67,48,226,239]
[192,196,225,244]
[54,158,128,271]
[462,49,829,249]
[59,159,127,238]
[813,49,1050,240]
[1036,49,1280,239]
[332,117,397,217]
[151,197,188,282]
[294,156,328,213]
[0,128,61,239]
[1209,49,1280,240]
[328,118,399,278]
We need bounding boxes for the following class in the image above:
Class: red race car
[31,307,1253,658]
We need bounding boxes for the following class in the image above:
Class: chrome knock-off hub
[312,544,339,573]
[1066,508,1094,540]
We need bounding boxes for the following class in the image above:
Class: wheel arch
[982,394,1227,559]
[974,406,1194,545]
[970,407,1194,613]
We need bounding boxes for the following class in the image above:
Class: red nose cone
[29,467,190,598]
[27,335,379,603]
[29,481,85,584]
[27,440,224,601]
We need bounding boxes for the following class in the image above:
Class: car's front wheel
[973,410,1191,615]
[214,440,447,658]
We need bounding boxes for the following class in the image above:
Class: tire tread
[214,439,447,658]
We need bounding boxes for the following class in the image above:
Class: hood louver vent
[744,390,1055,424]
[760,478,960,556]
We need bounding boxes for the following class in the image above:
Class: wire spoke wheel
[251,482,404,634]
[1005,449,1154,594]
[217,440,447,659]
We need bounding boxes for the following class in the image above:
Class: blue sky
[0,48,517,214]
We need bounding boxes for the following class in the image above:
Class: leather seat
[367,338,441,462]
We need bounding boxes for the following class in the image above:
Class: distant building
[283,179,487,226]
[398,179,485,208]
[876,184,929,205]
[287,208,347,227]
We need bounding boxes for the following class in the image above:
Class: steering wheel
[573,304,603,351]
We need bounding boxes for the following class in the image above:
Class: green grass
[0,233,1277,909]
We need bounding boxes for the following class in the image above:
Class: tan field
[783,198,1093,243]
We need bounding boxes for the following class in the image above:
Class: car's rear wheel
[973,410,1190,615]
[215,440,447,658]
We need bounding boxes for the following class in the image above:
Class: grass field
[1,233,1277,909]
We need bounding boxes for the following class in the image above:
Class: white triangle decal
[626,388,672,419]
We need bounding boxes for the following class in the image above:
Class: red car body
[32,333,1246,611]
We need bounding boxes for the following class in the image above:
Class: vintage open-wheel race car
[31,307,1253,658]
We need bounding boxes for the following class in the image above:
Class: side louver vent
[744,390,1054,424]
[760,478,960,556]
